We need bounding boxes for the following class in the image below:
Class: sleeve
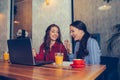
[68,53,74,61]
[35,43,45,61]
[86,38,102,64]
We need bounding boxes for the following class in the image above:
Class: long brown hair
[44,24,62,54]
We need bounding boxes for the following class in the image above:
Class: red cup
[73,59,85,65]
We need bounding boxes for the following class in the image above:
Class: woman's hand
[64,40,72,53]
[32,48,37,57]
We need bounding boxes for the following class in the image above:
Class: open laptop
[7,38,53,66]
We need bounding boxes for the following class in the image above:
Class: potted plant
[107,24,120,55]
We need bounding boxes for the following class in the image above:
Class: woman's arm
[60,43,69,61]
[64,40,72,53]
[64,40,74,61]
[34,44,45,61]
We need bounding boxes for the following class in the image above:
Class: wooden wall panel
[73,0,120,56]
[14,0,32,38]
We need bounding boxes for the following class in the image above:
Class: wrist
[67,49,72,53]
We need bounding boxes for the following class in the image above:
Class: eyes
[51,29,59,33]
[70,30,75,33]
[50,27,59,34]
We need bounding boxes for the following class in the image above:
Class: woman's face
[70,26,84,41]
[50,26,59,41]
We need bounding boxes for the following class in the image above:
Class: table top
[0,60,106,80]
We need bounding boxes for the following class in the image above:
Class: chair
[91,33,101,48]
[100,56,119,80]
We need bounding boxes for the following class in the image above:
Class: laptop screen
[7,38,35,65]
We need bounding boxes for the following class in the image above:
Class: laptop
[7,38,53,66]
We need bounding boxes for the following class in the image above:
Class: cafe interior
[0,0,120,80]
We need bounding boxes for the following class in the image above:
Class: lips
[72,36,77,40]
[51,35,58,40]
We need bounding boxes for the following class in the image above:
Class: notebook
[7,38,53,66]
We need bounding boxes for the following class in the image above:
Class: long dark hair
[70,20,90,59]
[44,24,62,54]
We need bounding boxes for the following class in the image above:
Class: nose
[54,32,58,36]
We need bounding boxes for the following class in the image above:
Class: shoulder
[87,37,98,46]
[40,43,44,48]
[88,37,97,43]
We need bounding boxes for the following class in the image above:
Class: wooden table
[0,60,106,80]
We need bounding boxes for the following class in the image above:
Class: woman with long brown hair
[33,24,68,61]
